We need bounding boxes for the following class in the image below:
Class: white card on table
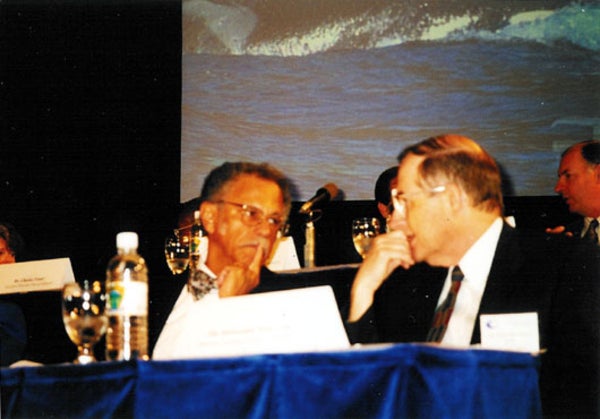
[155,285,350,360]
[0,258,75,294]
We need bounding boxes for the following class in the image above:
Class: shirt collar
[458,217,503,283]
[200,263,217,279]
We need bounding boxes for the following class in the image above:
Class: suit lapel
[472,224,523,343]
[374,263,446,342]
[565,217,584,238]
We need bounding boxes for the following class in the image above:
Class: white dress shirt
[438,217,503,347]
[153,235,300,359]
[152,264,218,359]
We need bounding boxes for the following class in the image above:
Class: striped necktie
[584,219,599,244]
[426,266,464,343]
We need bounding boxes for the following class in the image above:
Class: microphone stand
[303,213,315,268]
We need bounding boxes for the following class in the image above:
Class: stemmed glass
[352,217,381,259]
[164,229,190,275]
[62,280,108,364]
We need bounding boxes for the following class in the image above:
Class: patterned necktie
[426,266,464,343]
[188,268,217,301]
[584,219,599,245]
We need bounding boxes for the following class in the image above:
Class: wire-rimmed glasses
[214,200,288,233]
[390,185,447,218]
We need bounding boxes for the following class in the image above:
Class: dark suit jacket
[346,224,600,417]
[565,217,585,238]
[0,300,27,366]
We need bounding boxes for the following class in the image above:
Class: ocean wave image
[181,0,600,200]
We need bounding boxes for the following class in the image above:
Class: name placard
[0,258,75,294]
[154,285,350,360]
[480,312,540,352]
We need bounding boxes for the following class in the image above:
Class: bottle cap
[116,232,138,250]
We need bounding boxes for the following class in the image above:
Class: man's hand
[347,230,414,322]
[217,246,263,297]
[545,225,573,237]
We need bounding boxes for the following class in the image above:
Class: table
[1,344,541,418]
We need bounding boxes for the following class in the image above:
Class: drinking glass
[165,229,190,275]
[62,280,108,364]
[352,217,381,259]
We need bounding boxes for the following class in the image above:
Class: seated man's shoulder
[508,227,599,288]
[508,225,596,260]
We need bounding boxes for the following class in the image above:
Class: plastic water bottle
[189,210,202,270]
[105,232,149,361]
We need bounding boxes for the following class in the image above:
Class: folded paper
[0,258,75,294]
[153,285,350,360]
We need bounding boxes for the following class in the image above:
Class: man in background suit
[548,139,600,244]
[374,166,397,219]
[346,134,599,416]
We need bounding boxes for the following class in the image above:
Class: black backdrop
[2,0,182,279]
[2,0,182,362]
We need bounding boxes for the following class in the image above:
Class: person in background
[0,222,24,264]
[0,222,28,366]
[374,166,397,228]
[153,162,294,357]
[547,140,600,245]
[346,134,600,417]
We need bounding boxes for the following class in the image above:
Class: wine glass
[62,280,108,364]
[164,229,190,275]
[352,217,381,259]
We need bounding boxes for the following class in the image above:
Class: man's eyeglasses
[215,200,287,233]
[390,185,447,217]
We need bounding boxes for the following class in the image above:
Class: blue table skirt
[1,343,541,418]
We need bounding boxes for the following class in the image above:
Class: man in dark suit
[346,134,600,417]
[548,140,600,244]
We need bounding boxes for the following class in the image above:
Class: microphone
[299,183,339,214]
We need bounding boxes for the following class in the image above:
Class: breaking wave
[183,0,600,56]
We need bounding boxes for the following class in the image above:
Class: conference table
[1,343,541,418]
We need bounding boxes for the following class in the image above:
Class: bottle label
[190,236,201,255]
[107,281,148,316]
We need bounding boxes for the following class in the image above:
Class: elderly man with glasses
[346,134,600,417]
[154,162,294,357]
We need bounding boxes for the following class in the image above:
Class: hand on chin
[235,244,267,268]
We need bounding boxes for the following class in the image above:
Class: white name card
[265,236,300,272]
[0,258,75,294]
[154,285,350,360]
[480,312,540,353]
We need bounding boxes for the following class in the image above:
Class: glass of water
[62,280,108,364]
[164,229,190,275]
[352,217,381,259]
